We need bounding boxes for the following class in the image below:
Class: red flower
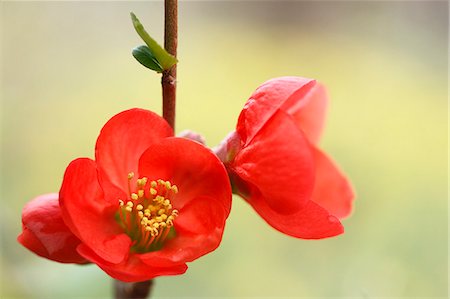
[217,77,354,239]
[18,108,232,282]
[17,193,88,264]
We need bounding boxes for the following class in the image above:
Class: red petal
[290,82,328,144]
[17,193,88,264]
[77,244,187,282]
[59,158,131,264]
[138,137,232,214]
[245,193,344,239]
[233,108,315,214]
[140,195,227,268]
[310,147,355,219]
[95,108,173,193]
[237,77,316,143]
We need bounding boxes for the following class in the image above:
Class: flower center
[117,172,179,253]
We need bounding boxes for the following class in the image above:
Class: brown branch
[113,280,154,299]
[162,0,178,130]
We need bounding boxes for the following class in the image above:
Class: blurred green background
[1,1,447,298]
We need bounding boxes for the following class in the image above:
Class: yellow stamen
[165,181,172,189]
[117,175,180,252]
[171,185,178,194]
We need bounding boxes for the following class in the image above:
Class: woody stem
[162,0,178,130]
[113,280,154,299]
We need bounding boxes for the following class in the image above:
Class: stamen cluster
[118,173,179,252]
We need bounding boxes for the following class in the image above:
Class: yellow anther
[171,185,178,194]
[165,181,172,189]
[119,176,179,249]
[137,177,148,187]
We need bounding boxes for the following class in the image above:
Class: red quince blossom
[216,77,354,239]
[17,193,88,264]
[18,108,232,282]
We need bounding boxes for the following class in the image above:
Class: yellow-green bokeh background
[1,1,447,298]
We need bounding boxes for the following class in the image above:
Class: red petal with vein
[290,82,328,144]
[95,108,173,192]
[238,77,316,143]
[233,108,315,214]
[245,193,344,239]
[140,195,227,268]
[139,137,232,214]
[17,193,88,264]
[59,158,131,264]
[311,147,355,219]
[77,244,187,282]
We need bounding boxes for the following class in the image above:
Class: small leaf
[130,12,177,71]
[132,45,164,73]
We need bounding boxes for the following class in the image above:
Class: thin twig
[162,0,178,130]
[113,280,154,299]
